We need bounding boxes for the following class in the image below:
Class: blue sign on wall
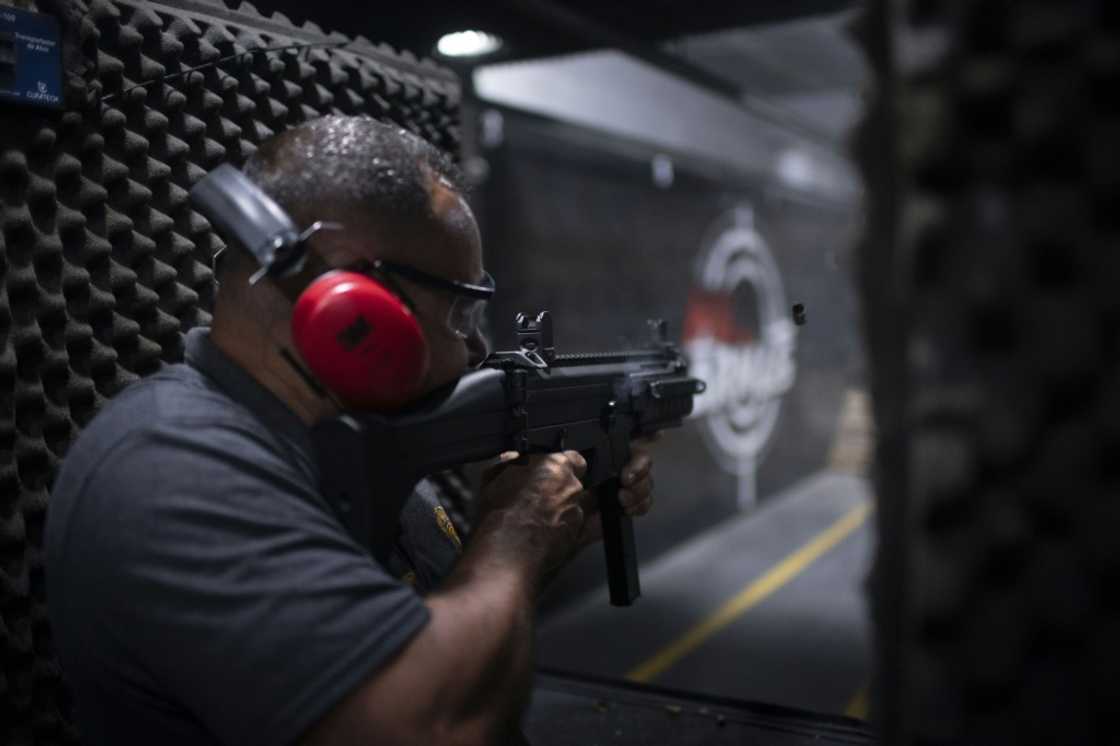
[0,6,63,109]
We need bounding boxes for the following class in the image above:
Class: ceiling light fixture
[436,30,503,58]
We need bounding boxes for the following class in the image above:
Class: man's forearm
[424,526,541,743]
[301,522,542,746]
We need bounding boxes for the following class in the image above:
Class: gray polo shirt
[45,328,455,746]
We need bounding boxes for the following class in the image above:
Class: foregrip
[598,478,641,606]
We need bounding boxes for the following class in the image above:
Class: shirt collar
[184,327,315,461]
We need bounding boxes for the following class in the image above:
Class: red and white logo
[683,206,796,507]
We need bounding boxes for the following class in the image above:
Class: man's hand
[476,450,596,578]
[575,436,658,548]
[477,436,658,558]
[619,438,656,517]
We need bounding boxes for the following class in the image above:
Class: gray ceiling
[474,8,867,201]
[663,11,869,141]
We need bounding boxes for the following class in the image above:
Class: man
[44,115,655,745]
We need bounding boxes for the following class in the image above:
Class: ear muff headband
[189,165,430,411]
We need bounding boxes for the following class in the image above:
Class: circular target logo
[683,206,796,490]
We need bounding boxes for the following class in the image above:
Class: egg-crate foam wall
[857,1,1120,743]
[0,1,460,742]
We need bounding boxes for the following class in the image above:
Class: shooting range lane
[535,471,871,716]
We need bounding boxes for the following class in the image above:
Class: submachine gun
[312,311,706,606]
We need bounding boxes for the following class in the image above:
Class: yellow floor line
[845,685,869,720]
[625,500,872,683]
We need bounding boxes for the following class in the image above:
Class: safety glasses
[345,259,495,340]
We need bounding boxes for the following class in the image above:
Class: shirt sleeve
[395,480,465,594]
[82,420,430,746]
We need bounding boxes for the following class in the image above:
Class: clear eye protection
[446,273,493,339]
[342,260,495,341]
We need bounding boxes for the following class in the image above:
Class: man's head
[211,115,489,420]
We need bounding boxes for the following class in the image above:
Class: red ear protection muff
[190,164,430,411]
[291,270,429,411]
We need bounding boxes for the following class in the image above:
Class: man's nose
[466,329,491,368]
